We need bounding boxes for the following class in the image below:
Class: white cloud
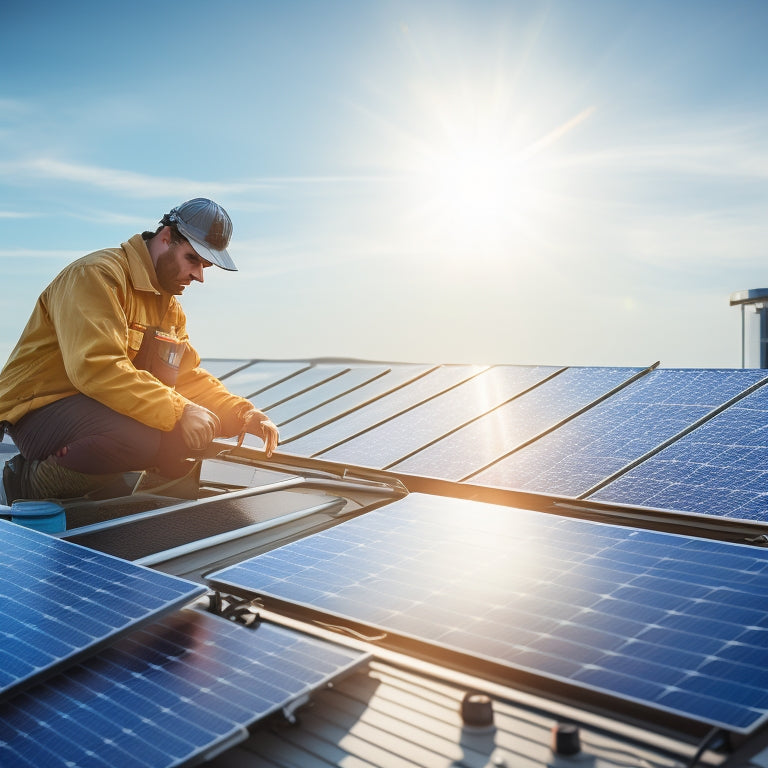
[0,158,386,200]
[0,248,82,260]
[564,116,768,179]
[0,158,262,198]
[0,98,31,115]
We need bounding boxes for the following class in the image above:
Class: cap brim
[175,222,237,271]
[189,237,238,271]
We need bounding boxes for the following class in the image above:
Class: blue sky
[1,0,767,369]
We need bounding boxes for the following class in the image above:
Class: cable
[685,727,724,768]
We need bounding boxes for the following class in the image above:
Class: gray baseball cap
[165,198,237,271]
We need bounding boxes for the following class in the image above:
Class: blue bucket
[11,500,66,534]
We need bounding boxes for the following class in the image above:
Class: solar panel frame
[285,364,487,457]
[210,360,311,398]
[208,493,768,734]
[248,363,351,407]
[469,368,768,498]
[265,364,391,426]
[318,365,561,469]
[0,609,370,768]
[199,358,253,380]
[0,519,206,704]
[390,366,643,481]
[589,381,768,521]
[279,363,432,443]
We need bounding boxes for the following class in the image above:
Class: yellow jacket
[0,234,253,436]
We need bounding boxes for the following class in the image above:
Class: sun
[390,86,594,261]
[418,137,536,250]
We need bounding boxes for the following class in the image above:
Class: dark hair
[142,216,189,245]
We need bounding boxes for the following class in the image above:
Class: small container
[11,500,66,533]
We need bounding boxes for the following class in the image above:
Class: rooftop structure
[2,357,768,767]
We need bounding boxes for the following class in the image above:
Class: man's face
[155,234,212,295]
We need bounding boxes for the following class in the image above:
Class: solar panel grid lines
[390,366,644,481]
[0,519,205,704]
[202,359,257,381]
[285,364,489,457]
[377,365,571,472]
[0,609,369,768]
[589,381,768,521]
[470,368,768,499]
[248,364,351,407]
[278,363,434,443]
[577,374,768,502]
[208,493,768,734]
[318,365,562,469]
[209,360,311,398]
[265,364,391,427]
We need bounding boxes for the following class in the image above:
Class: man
[0,198,279,505]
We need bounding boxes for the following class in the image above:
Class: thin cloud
[0,248,82,260]
[560,117,768,179]
[526,106,597,156]
[0,158,391,198]
[0,97,31,114]
[8,158,258,198]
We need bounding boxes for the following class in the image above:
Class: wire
[685,727,723,768]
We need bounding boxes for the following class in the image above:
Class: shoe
[1,454,103,503]
[27,457,104,500]
[1,454,26,506]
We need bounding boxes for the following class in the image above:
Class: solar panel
[470,368,768,497]
[318,365,559,469]
[279,364,431,443]
[391,367,641,480]
[0,519,205,703]
[0,609,369,768]
[251,363,350,408]
[199,359,251,380]
[209,493,768,734]
[590,382,768,521]
[211,360,310,398]
[285,364,486,457]
[265,364,390,427]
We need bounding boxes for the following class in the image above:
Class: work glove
[179,403,221,451]
[237,409,279,457]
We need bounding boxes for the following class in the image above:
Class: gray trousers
[8,394,193,477]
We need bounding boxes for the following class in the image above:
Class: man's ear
[159,225,173,246]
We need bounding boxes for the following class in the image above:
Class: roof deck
[2,358,768,767]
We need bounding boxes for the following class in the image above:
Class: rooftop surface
[2,357,768,768]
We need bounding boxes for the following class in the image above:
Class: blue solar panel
[318,365,559,469]
[590,382,768,521]
[391,367,641,480]
[265,365,390,427]
[209,493,768,734]
[279,364,431,443]
[210,360,310,398]
[285,364,486,457]
[251,363,350,408]
[0,609,368,768]
[0,519,205,703]
[199,359,250,379]
[470,369,768,497]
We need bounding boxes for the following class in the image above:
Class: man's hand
[179,403,221,451]
[239,409,279,457]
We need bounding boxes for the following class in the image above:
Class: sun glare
[422,139,534,247]
[395,92,593,262]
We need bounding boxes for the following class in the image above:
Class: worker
[0,198,279,504]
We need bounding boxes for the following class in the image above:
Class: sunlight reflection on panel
[319,365,558,468]
[391,367,640,480]
[210,493,768,734]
